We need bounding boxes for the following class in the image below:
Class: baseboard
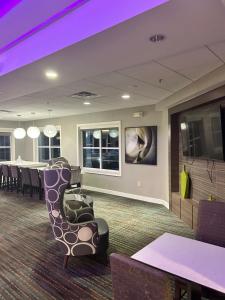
[82,185,169,209]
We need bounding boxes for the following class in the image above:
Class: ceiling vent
[0,109,13,113]
[70,91,101,100]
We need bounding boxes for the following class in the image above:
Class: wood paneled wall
[170,84,225,203]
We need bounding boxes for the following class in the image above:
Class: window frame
[34,126,62,162]
[0,128,15,161]
[77,121,121,176]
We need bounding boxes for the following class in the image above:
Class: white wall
[23,105,170,204]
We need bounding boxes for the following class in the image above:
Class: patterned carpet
[0,190,193,300]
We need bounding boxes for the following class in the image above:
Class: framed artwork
[125,126,157,165]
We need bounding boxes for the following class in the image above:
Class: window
[0,132,11,161]
[78,121,121,176]
[37,130,61,162]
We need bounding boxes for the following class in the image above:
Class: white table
[0,160,47,168]
[132,233,225,295]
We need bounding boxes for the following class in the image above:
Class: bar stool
[10,165,21,193]
[2,164,10,190]
[0,165,2,189]
[20,167,32,196]
[29,168,42,199]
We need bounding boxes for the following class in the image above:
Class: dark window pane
[38,132,49,147]
[82,130,100,147]
[51,147,61,158]
[102,128,119,148]
[50,131,60,146]
[0,148,10,161]
[102,149,119,170]
[83,149,100,168]
[0,135,10,147]
[39,148,49,162]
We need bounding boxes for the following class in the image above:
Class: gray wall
[23,105,169,202]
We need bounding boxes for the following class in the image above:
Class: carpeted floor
[0,190,193,300]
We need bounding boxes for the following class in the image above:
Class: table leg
[189,285,201,300]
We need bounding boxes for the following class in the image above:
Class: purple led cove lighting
[0,0,89,54]
[0,0,169,76]
[0,0,22,18]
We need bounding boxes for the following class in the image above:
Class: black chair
[20,167,32,196]
[29,168,42,199]
[10,165,21,193]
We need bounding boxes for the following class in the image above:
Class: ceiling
[0,0,225,121]
[0,0,83,48]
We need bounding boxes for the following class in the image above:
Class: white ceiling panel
[158,46,224,80]
[119,61,192,92]
[0,84,156,121]
[208,40,225,63]
[89,72,170,100]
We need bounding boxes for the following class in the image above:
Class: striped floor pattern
[0,190,193,299]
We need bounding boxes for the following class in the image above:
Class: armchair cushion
[64,205,94,223]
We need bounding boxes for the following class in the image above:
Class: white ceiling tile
[158,46,223,80]
[89,72,170,100]
[208,41,225,63]
[119,61,192,92]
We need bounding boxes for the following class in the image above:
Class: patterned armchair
[48,156,69,166]
[43,163,109,268]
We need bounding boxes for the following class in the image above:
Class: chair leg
[63,255,69,269]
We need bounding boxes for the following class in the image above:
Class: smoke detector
[149,34,166,43]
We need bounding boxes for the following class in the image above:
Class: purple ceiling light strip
[0,0,22,18]
[0,0,89,54]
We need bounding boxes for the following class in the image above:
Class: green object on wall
[180,165,190,199]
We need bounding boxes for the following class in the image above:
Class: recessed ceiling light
[121,94,131,100]
[149,34,166,43]
[45,70,58,79]
[83,101,91,105]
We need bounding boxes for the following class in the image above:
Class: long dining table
[0,160,47,168]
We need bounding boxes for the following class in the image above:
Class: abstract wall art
[125,126,157,165]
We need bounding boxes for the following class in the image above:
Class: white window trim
[34,126,61,162]
[0,128,15,161]
[77,121,122,177]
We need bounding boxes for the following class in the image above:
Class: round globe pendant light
[109,129,118,138]
[27,126,40,139]
[93,130,101,139]
[43,124,57,138]
[13,128,26,139]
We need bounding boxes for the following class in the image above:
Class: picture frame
[125,126,157,165]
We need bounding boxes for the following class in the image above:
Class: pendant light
[93,130,101,139]
[27,126,40,139]
[109,129,118,138]
[27,112,40,139]
[13,115,26,139]
[43,109,57,138]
